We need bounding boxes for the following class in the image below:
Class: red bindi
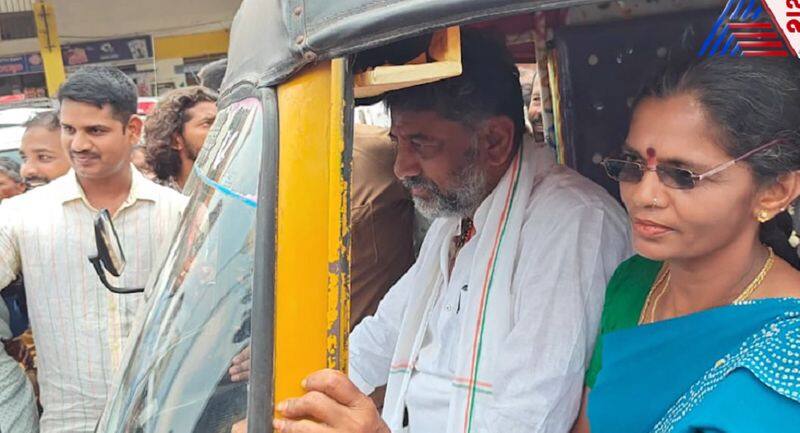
[646,148,657,167]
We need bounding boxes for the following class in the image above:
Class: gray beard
[409,163,488,219]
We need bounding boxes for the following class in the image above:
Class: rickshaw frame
[94,0,733,431]
[221,1,613,432]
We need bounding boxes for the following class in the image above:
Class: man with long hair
[144,86,218,189]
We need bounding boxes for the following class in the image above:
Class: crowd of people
[1,27,800,433]
[0,60,229,433]
[0,48,416,432]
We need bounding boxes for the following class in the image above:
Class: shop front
[0,35,157,98]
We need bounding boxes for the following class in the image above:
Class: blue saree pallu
[589,298,800,433]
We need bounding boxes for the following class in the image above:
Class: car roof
[0,108,49,127]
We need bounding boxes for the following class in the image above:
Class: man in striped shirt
[0,66,187,433]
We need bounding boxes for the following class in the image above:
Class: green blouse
[585,255,663,388]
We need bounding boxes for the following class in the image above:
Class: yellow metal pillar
[33,1,65,97]
[274,59,351,406]
[153,30,230,60]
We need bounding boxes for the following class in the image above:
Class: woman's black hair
[638,57,800,267]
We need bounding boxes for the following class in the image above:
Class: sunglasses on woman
[601,139,781,190]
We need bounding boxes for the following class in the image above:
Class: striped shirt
[0,168,187,433]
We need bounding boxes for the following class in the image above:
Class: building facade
[0,0,240,97]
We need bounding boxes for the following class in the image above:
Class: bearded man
[144,86,218,189]
[274,31,632,433]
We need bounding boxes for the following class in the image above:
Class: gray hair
[0,157,23,183]
[24,110,60,131]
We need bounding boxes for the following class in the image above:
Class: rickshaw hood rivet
[304,51,318,61]
[295,35,305,44]
[293,6,303,16]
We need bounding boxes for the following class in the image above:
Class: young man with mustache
[273,32,632,433]
[0,65,187,433]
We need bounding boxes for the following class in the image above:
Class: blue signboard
[62,36,153,67]
[0,56,29,77]
[0,36,153,78]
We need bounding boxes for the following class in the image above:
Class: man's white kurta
[349,142,632,433]
[0,168,186,433]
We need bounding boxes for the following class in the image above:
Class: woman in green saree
[571,57,800,433]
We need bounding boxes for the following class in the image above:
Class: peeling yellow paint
[274,59,351,409]
[327,58,351,372]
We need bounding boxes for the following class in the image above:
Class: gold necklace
[732,247,774,303]
[638,247,774,325]
[639,265,670,325]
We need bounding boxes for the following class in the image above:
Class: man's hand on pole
[274,369,390,433]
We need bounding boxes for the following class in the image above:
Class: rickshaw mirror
[94,209,126,276]
[354,26,463,98]
[88,209,144,294]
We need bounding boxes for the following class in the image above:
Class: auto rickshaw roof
[223,0,605,91]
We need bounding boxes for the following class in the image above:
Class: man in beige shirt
[0,65,186,433]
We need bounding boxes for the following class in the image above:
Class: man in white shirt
[274,32,631,433]
[0,65,186,433]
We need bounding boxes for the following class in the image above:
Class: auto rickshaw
[90,0,731,431]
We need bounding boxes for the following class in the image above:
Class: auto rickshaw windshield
[96,98,263,433]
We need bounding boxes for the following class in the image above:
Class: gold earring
[757,210,771,223]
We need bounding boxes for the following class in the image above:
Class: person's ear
[125,115,143,145]
[480,116,516,168]
[171,131,185,151]
[754,171,800,220]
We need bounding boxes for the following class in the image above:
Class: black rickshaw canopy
[222,0,605,91]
